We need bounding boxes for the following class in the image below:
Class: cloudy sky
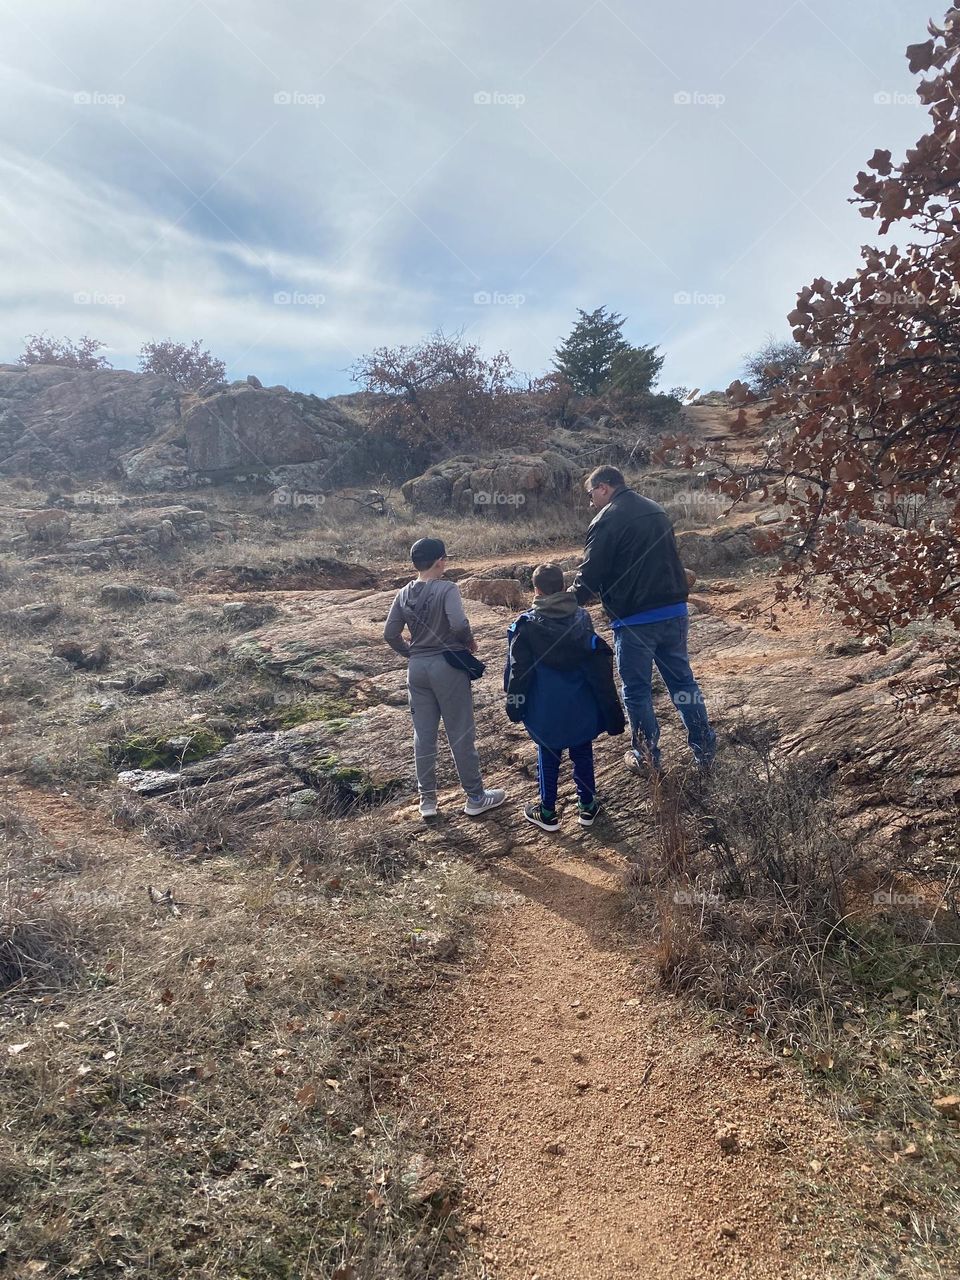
[0,0,939,395]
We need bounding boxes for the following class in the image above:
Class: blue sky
[0,0,940,395]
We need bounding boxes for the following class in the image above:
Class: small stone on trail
[716,1124,740,1154]
[542,1140,566,1156]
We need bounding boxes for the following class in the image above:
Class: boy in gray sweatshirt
[384,537,507,821]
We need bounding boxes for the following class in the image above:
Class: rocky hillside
[0,365,414,490]
[0,364,710,518]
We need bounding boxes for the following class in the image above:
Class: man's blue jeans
[613,616,716,768]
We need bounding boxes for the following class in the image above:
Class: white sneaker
[463,788,507,816]
[419,797,438,820]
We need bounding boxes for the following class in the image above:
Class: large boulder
[0,366,181,477]
[675,527,762,574]
[459,577,527,610]
[0,365,401,490]
[181,386,354,475]
[401,451,578,518]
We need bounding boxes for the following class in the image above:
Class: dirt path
[427,826,878,1279]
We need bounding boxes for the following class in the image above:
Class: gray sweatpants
[407,654,484,801]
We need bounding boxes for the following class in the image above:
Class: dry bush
[0,806,117,993]
[0,897,85,992]
[642,730,960,1274]
[647,727,854,1040]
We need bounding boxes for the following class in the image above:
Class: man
[384,536,507,820]
[572,465,716,773]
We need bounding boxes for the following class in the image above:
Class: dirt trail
[428,826,876,1279]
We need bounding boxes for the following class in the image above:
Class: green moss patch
[109,727,227,772]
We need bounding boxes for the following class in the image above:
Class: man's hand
[466,637,478,654]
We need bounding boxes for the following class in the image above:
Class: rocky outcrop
[118,714,407,817]
[180,385,355,476]
[0,366,399,490]
[192,556,378,593]
[120,384,364,489]
[0,365,181,478]
[401,452,578,518]
[675,527,763,574]
[108,584,960,850]
[459,577,527,610]
[695,620,959,849]
[14,503,222,569]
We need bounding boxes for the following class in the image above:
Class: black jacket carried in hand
[572,487,688,622]
[503,593,625,744]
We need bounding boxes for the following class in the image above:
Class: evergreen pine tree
[553,306,629,395]
[606,344,664,399]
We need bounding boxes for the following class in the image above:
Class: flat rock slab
[117,585,959,847]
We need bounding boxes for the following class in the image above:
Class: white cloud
[0,0,939,392]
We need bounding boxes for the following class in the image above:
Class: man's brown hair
[532,563,565,595]
[586,464,626,490]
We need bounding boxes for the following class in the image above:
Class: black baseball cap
[410,537,447,569]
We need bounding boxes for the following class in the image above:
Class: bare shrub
[647,728,854,1039]
[138,338,226,389]
[0,900,83,992]
[18,333,111,370]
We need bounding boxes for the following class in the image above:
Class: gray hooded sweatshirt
[383,578,474,658]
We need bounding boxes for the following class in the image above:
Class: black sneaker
[523,803,560,832]
[577,799,600,827]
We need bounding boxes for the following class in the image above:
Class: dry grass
[185,499,586,574]
[1,794,484,1279]
[638,729,960,1278]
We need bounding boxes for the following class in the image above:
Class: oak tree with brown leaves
[675,8,960,694]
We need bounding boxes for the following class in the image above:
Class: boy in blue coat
[504,563,625,831]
